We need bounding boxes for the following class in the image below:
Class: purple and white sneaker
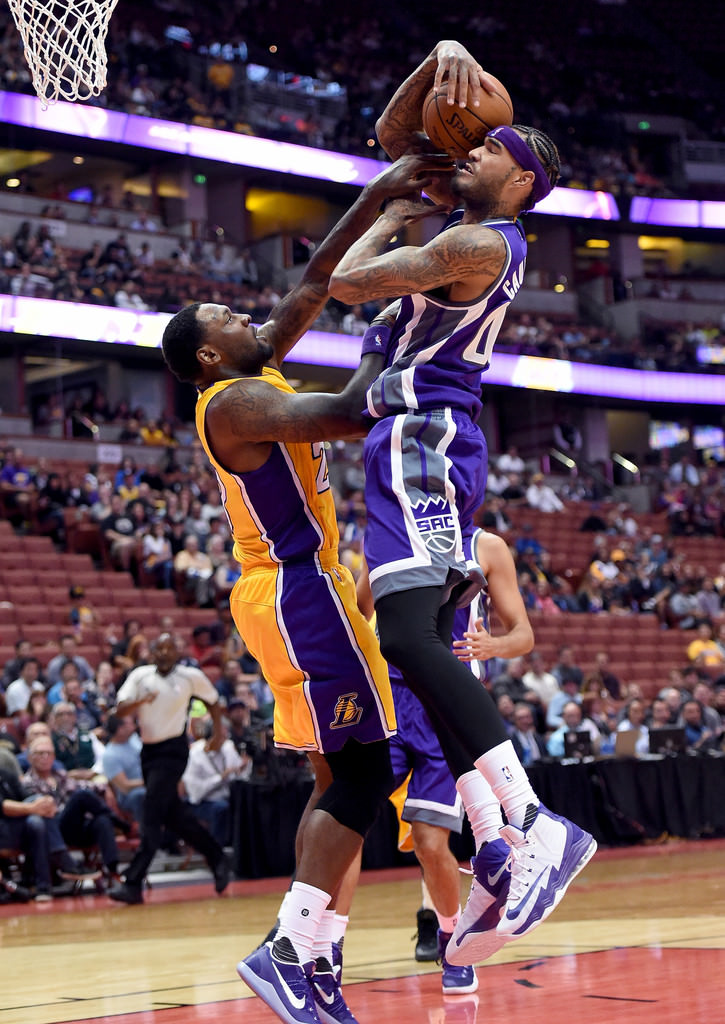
[445,838,511,966]
[496,804,597,939]
[438,930,479,994]
[237,937,320,1024]
[311,956,358,1024]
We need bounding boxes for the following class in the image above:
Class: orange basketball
[422,76,514,158]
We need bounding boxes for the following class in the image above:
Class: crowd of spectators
[3,207,725,379]
[2,0,721,198]
[1,426,725,897]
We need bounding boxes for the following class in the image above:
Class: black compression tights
[376,586,509,779]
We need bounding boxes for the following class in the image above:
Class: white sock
[276,881,331,964]
[421,878,434,910]
[331,913,349,947]
[474,740,539,830]
[311,909,336,963]
[456,769,503,849]
[435,905,461,934]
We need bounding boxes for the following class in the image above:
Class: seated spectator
[140,518,174,589]
[509,702,547,767]
[546,675,582,730]
[174,534,214,606]
[551,645,584,688]
[533,580,562,615]
[647,697,675,730]
[691,681,722,734]
[50,703,101,780]
[0,446,36,528]
[182,717,249,847]
[679,699,722,752]
[21,736,120,884]
[547,700,601,758]
[0,694,21,754]
[60,677,103,735]
[585,651,623,700]
[495,693,516,735]
[667,581,703,630]
[341,304,369,334]
[616,699,650,756]
[102,714,145,826]
[139,419,167,445]
[496,445,525,475]
[213,552,242,605]
[68,584,98,640]
[478,495,512,533]
[522,651,560,708]
[46,635,94,689]
[526,473,564,513]
[491,656,530,704]
[3,657,45,717]
[0,748,95,901]
[2,639,38,690]
[687,622,725,671]
[102,494,137,572]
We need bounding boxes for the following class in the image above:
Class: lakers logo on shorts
[330,692,364,729]
[412,496,456,554]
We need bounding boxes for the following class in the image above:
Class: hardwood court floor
[1,838,724,1024]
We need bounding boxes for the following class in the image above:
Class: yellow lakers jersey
[195,368,340,569]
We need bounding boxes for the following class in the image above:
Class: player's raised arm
[329,197,505,304]
[258,153,454,366]
[376,40,493,160]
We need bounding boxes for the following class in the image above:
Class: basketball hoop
[6,0,120,108]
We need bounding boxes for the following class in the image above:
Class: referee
[109,633,230,904]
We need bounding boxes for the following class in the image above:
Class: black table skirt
[230,753,725,879]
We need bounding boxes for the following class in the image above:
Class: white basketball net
[6,0,120,108]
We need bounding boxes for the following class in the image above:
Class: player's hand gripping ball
[422,75,513,158]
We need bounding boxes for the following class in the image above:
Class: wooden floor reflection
[2,838,724,1024]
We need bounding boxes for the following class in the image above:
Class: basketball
[422,76,514,158]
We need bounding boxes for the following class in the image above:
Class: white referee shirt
[116,663,219,745]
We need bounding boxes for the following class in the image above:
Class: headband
[487,125,553,206]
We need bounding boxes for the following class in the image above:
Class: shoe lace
[506,834,537,902]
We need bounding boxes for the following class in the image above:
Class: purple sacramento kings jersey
[365,213,528,421]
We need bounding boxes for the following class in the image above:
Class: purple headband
[487,125,553,206]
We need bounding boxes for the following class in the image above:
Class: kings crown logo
[330,693,364,729]
[411,495,456,554]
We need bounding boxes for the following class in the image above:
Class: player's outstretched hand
[370,151,455,202]
[433,40,499,109]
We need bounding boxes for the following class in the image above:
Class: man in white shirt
[4,657,45,716]
[526,473,564,513]
[108,634,229,904]
[522,651,560,709]
[183,718,250,847]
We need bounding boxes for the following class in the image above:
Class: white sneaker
[445,838,511,965]
[496,804,597,939]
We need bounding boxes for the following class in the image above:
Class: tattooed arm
[375,41,495,205]
[329,196,506,305]
[203,353,385,474]
[259,153,454,366]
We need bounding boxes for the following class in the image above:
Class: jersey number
[311,442,330,494]
[461,305,508,368]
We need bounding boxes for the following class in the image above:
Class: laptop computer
[649,726,687,755]
[564,730,593,760]
[614,730,639,758]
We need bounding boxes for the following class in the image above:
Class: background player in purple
[329,40,596,955]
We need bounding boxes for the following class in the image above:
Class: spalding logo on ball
[422,73,513,158]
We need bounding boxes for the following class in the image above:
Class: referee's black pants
[123,734,223,888]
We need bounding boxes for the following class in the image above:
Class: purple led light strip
[1,295,722,404]
[0,90,617,217]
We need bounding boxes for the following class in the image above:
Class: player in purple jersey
[330,40,596,958]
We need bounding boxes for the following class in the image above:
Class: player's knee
[316,739,394,838]
[411,821,450,864]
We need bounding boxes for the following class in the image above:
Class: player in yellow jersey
[161,153,454,1024]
